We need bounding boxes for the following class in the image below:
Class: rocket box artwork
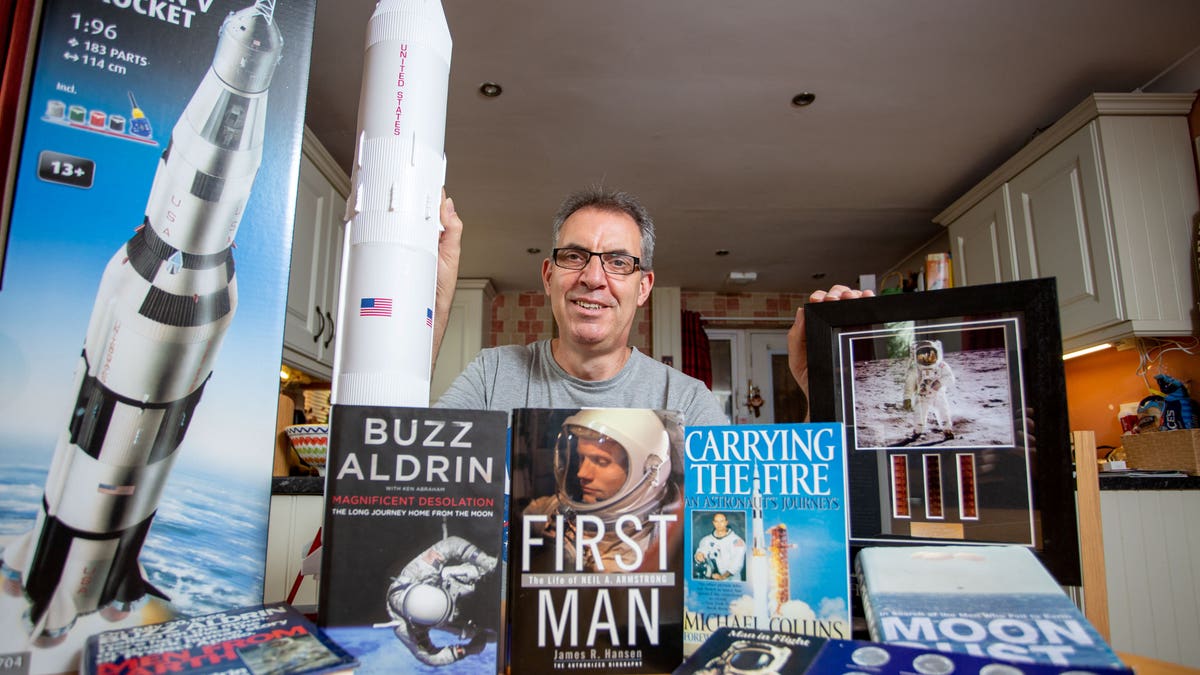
[507,408,686,674]
[318,406,508,674]
[0,0,316,672]
[683,422,851,657]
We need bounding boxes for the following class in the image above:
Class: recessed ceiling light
[715,249,730,256]
[527,247,541,254]
[811,272,826,279]
[479,81,503,98]
[791,92,816,107]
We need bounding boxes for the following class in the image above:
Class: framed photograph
[805,278,1080,585]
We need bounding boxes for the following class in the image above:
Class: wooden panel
[1073,431,1109,642]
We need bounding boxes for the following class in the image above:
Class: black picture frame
[805,278,1080,586]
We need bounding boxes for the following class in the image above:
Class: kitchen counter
[1097,472,1200,490]
[272,476,324,495]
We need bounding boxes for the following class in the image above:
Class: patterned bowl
[284,424,329,474]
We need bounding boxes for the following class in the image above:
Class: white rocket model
[331,0,452,408]
[0,1,282,641]
[748,464,770,624]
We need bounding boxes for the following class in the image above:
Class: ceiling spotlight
[727,271,758,284]
[479,81,503,98]
[791,91,816,107]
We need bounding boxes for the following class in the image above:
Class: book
[317,405,508,673]
[507,408,685,673]
[673,626,1131,674]
[857,544,1125,668]
[82,602,356,675]
[682,422,851,655]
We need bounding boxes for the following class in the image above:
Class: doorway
[706,328,806,425]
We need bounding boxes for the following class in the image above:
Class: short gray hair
[551,187,656,271]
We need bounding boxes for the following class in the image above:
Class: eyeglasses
[551,247,641,275]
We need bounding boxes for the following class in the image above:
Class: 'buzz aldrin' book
[507,408,685,674]
[683,422,851,656]
[317,406,508,674]
[857,544,1125,668]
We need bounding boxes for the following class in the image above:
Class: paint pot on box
[925,253,952,290]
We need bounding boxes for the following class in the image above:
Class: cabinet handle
[313,305,325,343]
[324,309,335,349]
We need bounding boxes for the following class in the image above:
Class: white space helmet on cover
[388,582,453,627]
[911,339,943,366]
[554,408,671,521]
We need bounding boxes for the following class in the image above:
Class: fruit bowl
[283,424,329,474]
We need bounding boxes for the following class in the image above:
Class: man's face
[542,207,654,353]
[574,435,629,504]
[712,513,729,536]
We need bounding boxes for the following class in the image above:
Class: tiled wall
[489,290,653,353]
[487,289,812,356]
[681,291,812,324]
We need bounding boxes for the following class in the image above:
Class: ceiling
[302,1,1200,294]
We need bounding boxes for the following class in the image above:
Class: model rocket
[331,0,452,408]
[0,1,282,641]
[748,464,770,624]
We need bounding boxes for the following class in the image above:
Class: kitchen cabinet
[947,185,1017,287]
[282,129,349,379]
[264,492,323,612]
[937,93,1199,352]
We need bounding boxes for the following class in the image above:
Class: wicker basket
[1122,429,1200,474]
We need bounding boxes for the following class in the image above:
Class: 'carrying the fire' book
[507,408,685,674]
[683,422,851,656]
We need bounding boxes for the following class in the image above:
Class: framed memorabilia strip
[805,278,1080,585]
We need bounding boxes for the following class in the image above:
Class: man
[524,408,680,573]
[432,187,871,418]
[693,512,746,581]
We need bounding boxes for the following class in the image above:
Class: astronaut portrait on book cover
[523,408,684,573]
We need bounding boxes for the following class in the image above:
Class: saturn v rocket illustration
[0,1,282,641]
[330,0,452,408]
[748,465,771,624]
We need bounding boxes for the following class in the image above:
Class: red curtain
[681,310,712,388]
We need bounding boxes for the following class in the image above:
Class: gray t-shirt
[434,339,728,426]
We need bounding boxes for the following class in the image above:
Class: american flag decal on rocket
[360,297,393,317]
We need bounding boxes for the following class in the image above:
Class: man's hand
[787,284,874,419]
[431,188,463,369]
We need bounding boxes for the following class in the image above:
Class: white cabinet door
[1008,122,1121,339]
[948,185,1016,287]
[283,154,345,377]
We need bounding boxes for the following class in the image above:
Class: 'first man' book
[318,405,508,673]
[507,408,686,674]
